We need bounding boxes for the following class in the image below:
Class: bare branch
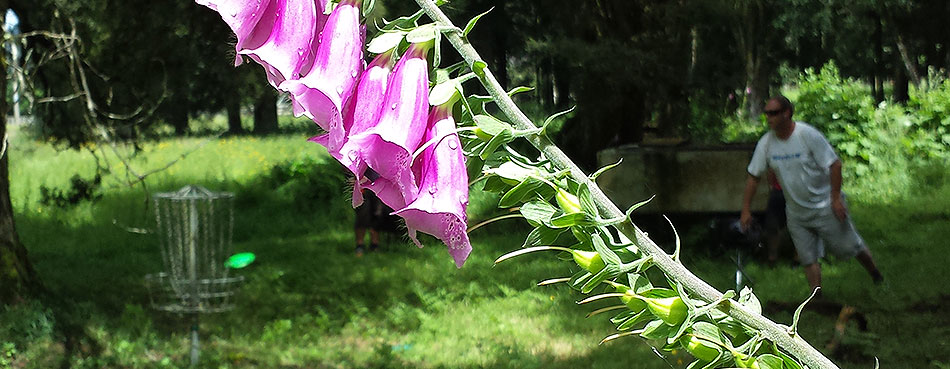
[0,133,7,160]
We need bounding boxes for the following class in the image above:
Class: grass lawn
[3,123,949,368]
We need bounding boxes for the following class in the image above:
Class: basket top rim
[153,185,234,200]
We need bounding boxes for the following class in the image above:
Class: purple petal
[239,0,319,87]
[332,50,396,168]
[195,0,271,66]
[356,44,430,204]
[279,0,364,132]
[393,106,471,268]
[296,0,331,75]
[364,177,409,215]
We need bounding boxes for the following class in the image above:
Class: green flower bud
[473,127,494,142]
[734,353,760,369]
[645,296,688,325]
[680,335,721,362]
[619,290,647,312]
[571,249,606,273]
[555,188,583,214]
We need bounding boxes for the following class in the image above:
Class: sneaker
[355,245,365,257]
[370,243,380,252]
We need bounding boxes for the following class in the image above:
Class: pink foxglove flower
[195,0,271,66]
[239,0,322,87]
[393,101,471,268]
[280,0,364,134]
[357,43,431,205]
[309,49,396,207]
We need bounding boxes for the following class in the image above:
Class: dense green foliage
[794,62,949,201]
[9,0,950,164]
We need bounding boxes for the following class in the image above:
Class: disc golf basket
[144,185,248,366]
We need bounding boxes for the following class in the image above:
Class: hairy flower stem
[412,0,838,368]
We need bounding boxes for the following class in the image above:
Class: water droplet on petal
[318,32,324,40]
[447,139,458,150]
[390,103,397,110]
[230,10,238,17]
[297,47,305,56]
[336,86,344,95]
[458,195,467,205]
[351,70,358,78]
[428,185,438,195]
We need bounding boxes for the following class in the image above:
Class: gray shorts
[786,202,867,265]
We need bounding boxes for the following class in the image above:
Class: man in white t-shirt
[740,95,883,297]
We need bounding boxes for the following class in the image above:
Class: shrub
[795,62,877,175]
[262,155,349,211]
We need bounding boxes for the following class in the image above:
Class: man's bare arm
[740,174,761,230]
[830,160,847,220]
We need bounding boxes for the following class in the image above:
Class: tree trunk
[538,58,554,109]
[894,67,909,104]
[872,13,884,104]
[0,18,40,304]
[226,97,244,135]
[895,33,921,86]
[167,102,190,135]
[252,89,278,135]
[553,60,571,110]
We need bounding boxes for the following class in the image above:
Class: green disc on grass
[225,252,256,269]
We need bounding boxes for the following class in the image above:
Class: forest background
[1,0,949,368]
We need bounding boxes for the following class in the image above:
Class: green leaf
[664,215,682,261]
[499,176,550,208]
[690,322,725,346]
[367,31,405,54]
[465,155,485,181]
[507,86,534,96]
[591,232,621,266]
[616,310,652,330]
[624,195,656,219]
[640,319,673,340]
[484,161,534,183]
[479,129,514,160]
[628,273,653,294]
[362,0,376,17]
[773,346,804,369]
[463,7,494,37]
[790,288,821,336]
[406,24,438,44]
[755,354,785,369]
[580,264,619,293]
[519,201,558,227]
[381,9,424,31]
[225,252,256,269]
[473,114,513,136]
[570,269,594,290]
[738,287,762,315]
[472,60,488,77]
[589,159,623,181]
[550,212,594,228]
[577,182,598,216]
[521,226,567,248]
[429,80,461,106]
[541,106,575,134]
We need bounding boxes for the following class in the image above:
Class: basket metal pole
[190,313,200,367]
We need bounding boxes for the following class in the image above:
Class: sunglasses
[764,108,785,117]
